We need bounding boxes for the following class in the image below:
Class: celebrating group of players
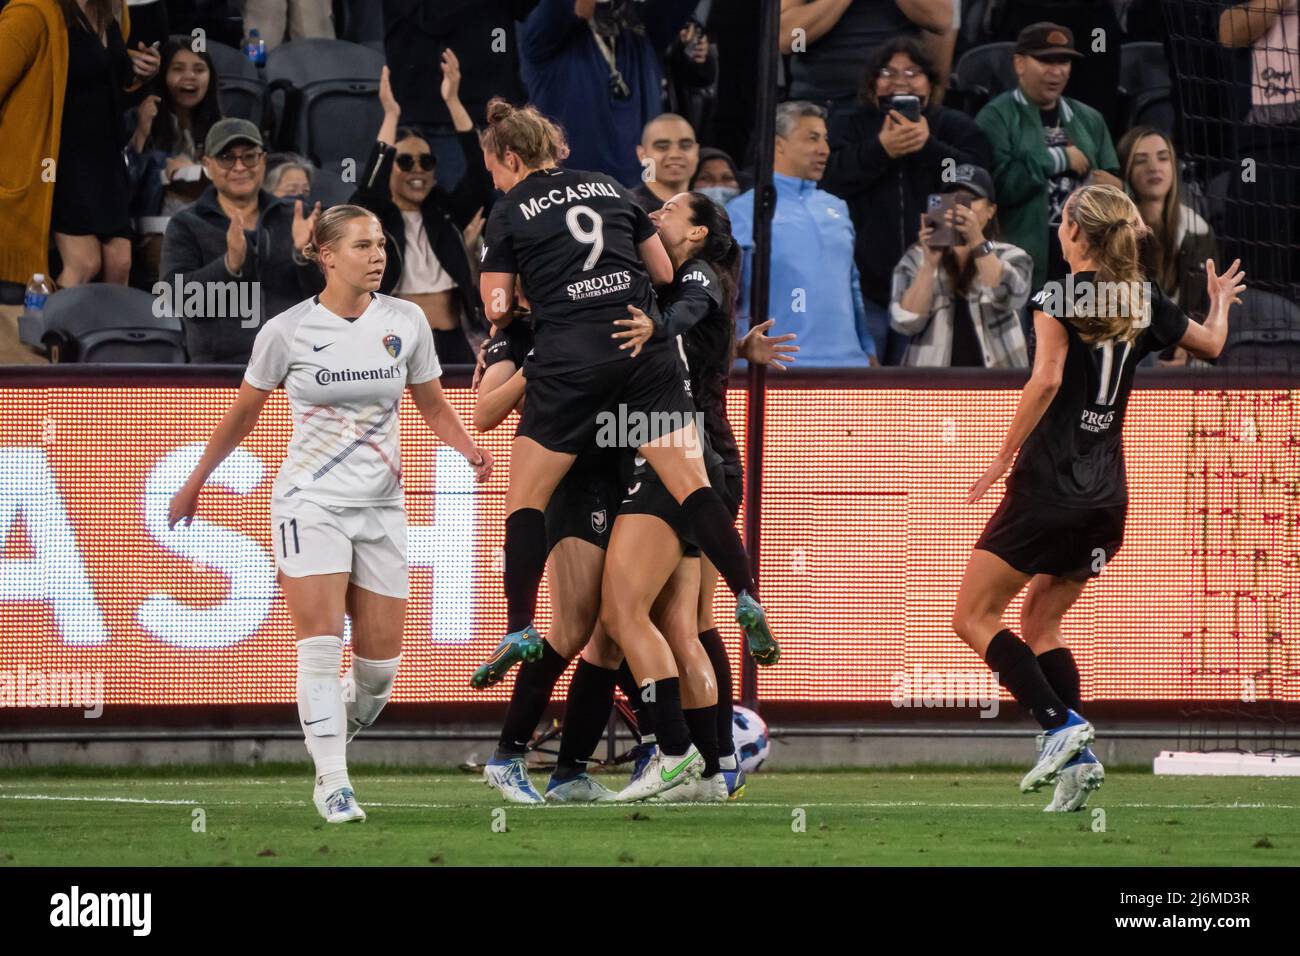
[169,93,1246,823]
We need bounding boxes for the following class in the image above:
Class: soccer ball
[731,705,770,773]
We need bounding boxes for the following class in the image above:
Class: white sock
[718,753,738,771]
[348,653,401,731]
[297,635,349,792]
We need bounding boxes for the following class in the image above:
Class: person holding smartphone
[821,37,991,365]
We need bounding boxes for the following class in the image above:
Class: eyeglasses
[396,153,435,172]
[879,68,923,82]
[213,149,265,169]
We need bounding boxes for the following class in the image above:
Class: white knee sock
[297,635,349,792]
[347,653,401,735]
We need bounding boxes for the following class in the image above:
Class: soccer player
[168,205,492,824]
[473,99,778,795]
[956,184,1245,809]
[607,192,798,801]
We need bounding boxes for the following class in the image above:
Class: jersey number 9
[566,205,605,271]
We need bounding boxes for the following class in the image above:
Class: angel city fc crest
[591,508,608,535]
[383,333,402,359]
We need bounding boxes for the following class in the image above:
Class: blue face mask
[697,185,740,206]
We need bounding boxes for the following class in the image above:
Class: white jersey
[244,293,441,507]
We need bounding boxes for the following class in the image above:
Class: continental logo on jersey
[518,181,620,220]
[567,270,632,301]
[384,333,402,359]
[315,366,401,385]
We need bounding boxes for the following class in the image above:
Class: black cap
[943,164,996,202]
[1015,22,1084,60]
[205,118,264,157]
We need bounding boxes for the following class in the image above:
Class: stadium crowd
[0,0,1294,368]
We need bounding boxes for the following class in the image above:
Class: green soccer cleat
[736,591,779,666]
[470,625,545,688]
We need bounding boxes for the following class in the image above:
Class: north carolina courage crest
[383,333,402,359]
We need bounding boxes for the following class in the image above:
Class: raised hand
[440,48,462,105]
[225,209,247,274]
[379,65,400,117]
[1206,257,1246,311]
[292,200,322,254]
[738,318,799,369]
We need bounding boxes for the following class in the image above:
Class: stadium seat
[1205,170,1232,234]
[1119,42,1175,136]
[206,40,267,127]
[1220,288,1300,372]
[950,42,1016,116]
[308,162,359,209]
[18,284,187,364]
[265,38,385,170]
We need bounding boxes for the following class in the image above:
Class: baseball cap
[942,164,996,202]
[1015,22,1084,60]
[205,118,264,157]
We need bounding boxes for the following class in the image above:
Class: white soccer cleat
[614,745,704,803]
[313,783,367,823]
[1043,748,1105,812]
[1020,710,1095,793]
[484,756,544,804]
[650,772,729,803]
[544,773,617,803]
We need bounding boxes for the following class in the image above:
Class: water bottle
[243,29,266,68]
[23,273,52,320]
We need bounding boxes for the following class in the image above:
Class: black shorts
[720,466,743,520]
[975,492,1126,581]
[517,347,696,454]
[617,461,727,558]
[544,455,623,552]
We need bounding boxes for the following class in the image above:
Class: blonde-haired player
[169,204,492,823]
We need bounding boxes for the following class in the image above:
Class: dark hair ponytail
[685,192,742,344]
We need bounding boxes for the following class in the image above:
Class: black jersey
[480,167,667,378]
[658,258,741,475]
[1007,271,1189,508]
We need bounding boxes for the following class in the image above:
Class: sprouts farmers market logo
[0,665,103,717]
[153,275,262,329]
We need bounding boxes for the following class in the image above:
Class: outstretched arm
[409,378,494,482]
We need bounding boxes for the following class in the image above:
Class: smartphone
[923,193,972,248]
[888,94,922,123]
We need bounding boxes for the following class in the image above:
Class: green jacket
[975,88,1119,288]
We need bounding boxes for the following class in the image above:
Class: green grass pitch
[2,764,1297,866]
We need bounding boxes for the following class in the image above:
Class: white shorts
[270,496,409,599]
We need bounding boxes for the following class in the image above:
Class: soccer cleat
[1043,747,1105,812]
[649,772,728,803]
[470,626,545,689]
[719,756,747,800]
[483,756,544,804]
[545,773,617,803]
[736,591,779,666]
[313,784,366,824]
[627,741,658,787]
[614,745,704,802]
[1020,710,1095,793]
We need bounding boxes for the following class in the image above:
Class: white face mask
[698,185,740,206]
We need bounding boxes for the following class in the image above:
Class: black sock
[495,642,570,759]
[645,677,691,755]
[554,659,619,780]
[681,488,756,599]
[1037,647,1082,713]
[617,661,656,742]
[504,509,547,632]
[684,706,720,776]
[984,629,1069,730]
[696,628,735,755]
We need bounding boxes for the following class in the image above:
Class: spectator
[350,55,493,364]
[728,101,878,367]
[265,156,314,198]
[779,0,951,124]
[822,37,991,364]
[691,146,743,206]
[159,118,324,363]
[1116,125,1219,317]
[663,16,717,135]
[519,0,697,185]
[240,0,334,51]
[975,22,1121,289]
[126,35,221,286]
[631,112,700,213]
[389,0,540,191]
[703,0,761,167]
[889,164,1034,367]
